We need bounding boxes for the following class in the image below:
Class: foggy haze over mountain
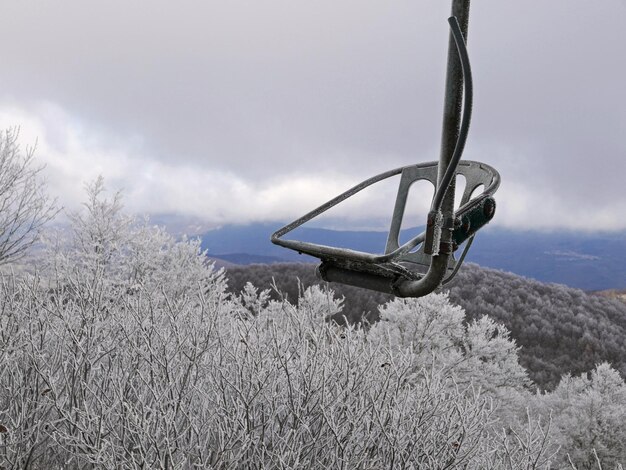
[1,0,625,231]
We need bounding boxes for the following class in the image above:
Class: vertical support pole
[437,0,470,253]
[397,0,472,297]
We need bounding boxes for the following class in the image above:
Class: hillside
[225,262,626,390]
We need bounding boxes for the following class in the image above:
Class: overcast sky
[1,0,625,232]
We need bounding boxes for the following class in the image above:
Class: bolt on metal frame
[271,0,500,297]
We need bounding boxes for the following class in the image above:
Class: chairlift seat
[271,159,499,296]
[271,15,500,297]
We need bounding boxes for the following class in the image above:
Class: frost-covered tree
[0,179,557,468]
[368,294,531,403]
[533,362,626,469]
[46,177,217,296]
[0,128,57,265]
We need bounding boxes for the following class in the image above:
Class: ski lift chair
[271,16,500,297]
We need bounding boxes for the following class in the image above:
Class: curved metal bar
[271,167,404,241]
[442,235,474,285]
[394,13,474,297]
[431,16,473,213]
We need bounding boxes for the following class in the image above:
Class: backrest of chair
[456,161,500,209]
[384,162,438,266]
[384,160,499,268]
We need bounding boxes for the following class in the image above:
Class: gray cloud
[0,0,624,230]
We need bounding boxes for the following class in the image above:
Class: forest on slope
[3,176,626,468]
[225,262,626,390]
[0,181,561,468]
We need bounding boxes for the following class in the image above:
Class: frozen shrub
[0,180,556,468]
[533,363,626,469]
[368,294,531,401]
[0,276,555,469]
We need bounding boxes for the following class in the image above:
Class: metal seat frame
[271,160,499,296]
[271,2,500,297]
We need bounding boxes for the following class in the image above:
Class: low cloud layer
[1,0,624,231]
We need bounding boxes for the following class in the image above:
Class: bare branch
[0,127,59,265]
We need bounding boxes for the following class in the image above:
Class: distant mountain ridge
[198,222,626,291]
[210,253,285,265]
